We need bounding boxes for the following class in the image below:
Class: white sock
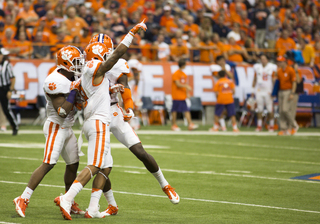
[233,123,238,129]
[64,181,83,202]
[21,187,33,200]
[219,118,226,129]
[213,123,219,129]
[152,168,169,188]
[88,189,102,212]
[257,119,262,127]
[103,189,117,207]
[269,119,274,128]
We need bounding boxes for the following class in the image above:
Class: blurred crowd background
[0,0,320,68]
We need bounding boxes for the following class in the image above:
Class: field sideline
[0,125,319,223]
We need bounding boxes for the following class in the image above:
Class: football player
[88,33,180,216]
[13,45,85,217]
[54,20,148,220]
[252,54,277,131]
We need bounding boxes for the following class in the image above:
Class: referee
[0,48,18,135]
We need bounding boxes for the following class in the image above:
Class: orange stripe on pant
[43,122,54,163]
[93,120,100,167]
[98,122,106,168]
[46,124,59,163]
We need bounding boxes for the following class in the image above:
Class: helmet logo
[61,49,73,61]
[92,45,104,55]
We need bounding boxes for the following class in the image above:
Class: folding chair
[141,96,165,126]
[189,97,206,125]
[33,95,47,125]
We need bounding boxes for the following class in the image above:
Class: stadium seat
[33,95,47,126]
[188,97,205,125]
[141,96,164,126]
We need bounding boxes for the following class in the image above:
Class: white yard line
[226,170,251,174]
[276,171,300,174]
[13,171,33,174]
[0,222,21,224]
[1,130,320,136]
[2,155,319,184]
[123,170,147,174]
[0,143,169,149]
[172,138,320,152]
[0,180,319,214]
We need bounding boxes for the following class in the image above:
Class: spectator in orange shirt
[2,28,18,56]
[50,29,73,55]
[184,15,199,37]
[160,5,174,27]
[225,37,247,63]
[198,35,215,63]
[299,38,315,66]
[32,30,50,59]
[171,58,198,131]
[212,33,225,60]
[41,10,58,31]
[64,6,89,38]
[275,29,296,56]
[275,56,299,136]
[15,31,33,59]
[210,70,239,132]
[79,27,91,45]
[170,37,189,62]
[4,14,16,37]
[165,12,181,34]
[15,0,39,27]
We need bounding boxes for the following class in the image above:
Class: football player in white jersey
[13,46,86,218]
[88,33,180,217]
[54,21,147,220]
[252,54,277,131]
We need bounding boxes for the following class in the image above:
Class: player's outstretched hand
[109,84,125,94]
[70,79,81,91]
[130,19,147,35]
[123,108,134,122]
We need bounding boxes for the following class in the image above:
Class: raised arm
[95,21,147,77]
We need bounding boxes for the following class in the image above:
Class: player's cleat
[255,126,262,132]
[209,127,219,132]
[54,196,72,220]
[84,209,105,218]
[291,126,299,135]
[162,185,180,204]
[221,126,227,131]
[277,130,286,136]
[71,201,85,215]
[13,196,29,217]
[171,125,181,131]
[100,205,118,216]
[233,128,240,132]
[268,127,274,132]
[188,123,198,131]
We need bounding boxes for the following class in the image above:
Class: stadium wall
[10,60,317,105]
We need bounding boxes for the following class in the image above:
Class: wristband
[66,89,77,104]
[120,33,134,47]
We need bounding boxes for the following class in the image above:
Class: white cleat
[100,204,118,216]
[85,208,105,218]
[54,195,72,220]
[162,185,180,204]
[13,196,29,217]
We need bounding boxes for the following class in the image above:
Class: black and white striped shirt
[0,60,14,87]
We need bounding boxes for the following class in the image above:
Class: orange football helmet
[89,33,113,57]
[84,42,110,62]
[56,45,84,76]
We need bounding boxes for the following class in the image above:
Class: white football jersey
[253,63,277,92]
[81,59,112,124]
[43,69,75,128]
[105,58,130,103]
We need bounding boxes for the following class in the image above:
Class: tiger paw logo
[87,60,94,68]
[48,82,56,91]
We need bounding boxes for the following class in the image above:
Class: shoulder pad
[44,72,71,95]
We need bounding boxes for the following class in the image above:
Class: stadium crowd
[0,0,320,67]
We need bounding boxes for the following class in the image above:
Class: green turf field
[0,125,319,223]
